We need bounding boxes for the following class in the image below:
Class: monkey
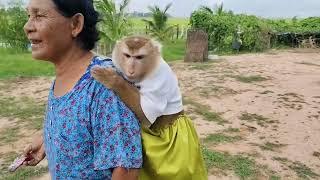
[91,35,184,129]
[91,35,208,179]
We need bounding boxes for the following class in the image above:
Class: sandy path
[1,49,319,179]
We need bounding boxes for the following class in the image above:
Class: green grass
[131,17,189,28]
[260,90,274,94]
[270,175,281,180]
[259,142,286,151]
[189,63,211,70]
[289,162,319,179]
[203,133,242,145]
[272,157,289,163]
[313,151,320,158]
[0,167,48,180]
[223,127,240,133]
[162,39,186,61]
[0,127,20,145]
[183,98,227,125]
[239,112,277,127]
[273,157,319,179]
[199,85,238,98]
[202,147,257,179]
[296,61,320,67]
[187,61,223,70]
[0,49,54,79]
[0,152,48,180]
[129,18,188,61]
[0,96,45,130]
[233,75,268,83]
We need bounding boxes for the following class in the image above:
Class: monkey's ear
[151,39,162,53]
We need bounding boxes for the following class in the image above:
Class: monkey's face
[115,38,161,82]
[119,48,150,82]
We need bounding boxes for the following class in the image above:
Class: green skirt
[139,115,208,180]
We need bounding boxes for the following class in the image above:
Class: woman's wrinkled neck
[53,44,93,78]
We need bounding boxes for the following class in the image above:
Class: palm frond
[200,6,214,14]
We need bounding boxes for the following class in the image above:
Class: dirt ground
[0,49,319,179]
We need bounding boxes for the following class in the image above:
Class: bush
[190,8,320,53]
[0,5,29,51]
[190,10,273,53]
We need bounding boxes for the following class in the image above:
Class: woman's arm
[22,132,46,166]
[112,168,139,180]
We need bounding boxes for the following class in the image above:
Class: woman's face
[24,0,73,60]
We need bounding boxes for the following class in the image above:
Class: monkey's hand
[91,66,123,90]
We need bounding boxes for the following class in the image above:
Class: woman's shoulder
[79,56,114,93]
[90,55,115,69]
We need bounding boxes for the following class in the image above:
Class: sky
[116,0,320,18]
[1,0,320,18]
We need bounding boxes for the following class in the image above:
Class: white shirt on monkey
[98,56,184,125]
[133,58,184,124]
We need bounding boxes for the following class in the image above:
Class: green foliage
[94,0,132,48]
[143,3,177,41]
[0,2,28,51]
[190,9,273,52]
[299,17,320,32]
[190,5,320,53]
[266,17,320,33]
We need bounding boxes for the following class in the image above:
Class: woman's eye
[36,14,45,18]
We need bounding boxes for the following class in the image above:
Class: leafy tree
[94,0,131,49]
[143,3,176,41]
[200,3,224,16]
[0,1,28,51]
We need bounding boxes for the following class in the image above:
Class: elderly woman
[22,0,142,179]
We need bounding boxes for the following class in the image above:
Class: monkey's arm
[91,67,151,127]
[112,79,152,127]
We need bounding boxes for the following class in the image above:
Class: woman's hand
[112,167,139,180]
[22,134,46,166]
[91,67,123,90]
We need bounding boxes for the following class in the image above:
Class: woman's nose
[24,18,36,35]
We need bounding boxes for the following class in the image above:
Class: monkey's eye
[135,55,145,60]
[124,53,131,58]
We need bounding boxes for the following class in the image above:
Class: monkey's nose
[128,71,134,75]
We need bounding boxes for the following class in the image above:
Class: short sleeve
[90,82,142,170]
[140,90,167,124]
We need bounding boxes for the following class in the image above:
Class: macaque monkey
[91,35,183,129]
[91,36,207,179]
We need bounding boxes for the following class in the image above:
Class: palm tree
[215,3,224,16]
[200,3,224,16]
[143,3,176,41]
[94,0,131,52]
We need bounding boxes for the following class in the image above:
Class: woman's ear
[70,13,84,38]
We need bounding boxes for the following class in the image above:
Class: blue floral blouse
[43,56,142,179]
